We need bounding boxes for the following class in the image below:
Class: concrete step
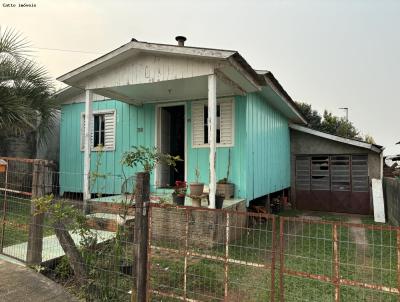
[86,212,135,232]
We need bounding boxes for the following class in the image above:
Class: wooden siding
[59,97,246,198]
[245,92,291,201]
[59,100,155,195]
[186,97,247,199]
[83,53,218,90]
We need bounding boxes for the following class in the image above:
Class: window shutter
[104,112,115,150]
[192,102,204,146]
[80,114,94,150]
[219,100,234,146]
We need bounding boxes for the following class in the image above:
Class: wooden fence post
[26,160,46,265]
[132,172,150,302]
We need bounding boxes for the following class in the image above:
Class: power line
[32,46,101,54]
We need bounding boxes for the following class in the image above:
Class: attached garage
[290,124,384,215]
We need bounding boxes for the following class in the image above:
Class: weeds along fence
[1,164,400,301]
[383,177,400,226]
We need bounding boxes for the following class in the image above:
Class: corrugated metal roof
[290,124,384,153]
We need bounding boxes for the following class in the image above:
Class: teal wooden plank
[245,92,290,202]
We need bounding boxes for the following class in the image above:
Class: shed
[290,124,384,214]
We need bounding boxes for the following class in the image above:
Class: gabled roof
[289,124,384,154]
[56,39,307,124]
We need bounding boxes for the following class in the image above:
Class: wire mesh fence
[280,216,399,302]
[148,204,276,301]
[1,162,400,301]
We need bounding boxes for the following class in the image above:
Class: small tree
[0,27,58,155]
[121,146,181,173]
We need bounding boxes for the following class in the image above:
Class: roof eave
[261,72,307,124]
[57,41,237,84]
[290,123,384,154]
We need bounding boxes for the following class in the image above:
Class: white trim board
[372,178,385,223]
[289,124,383,154]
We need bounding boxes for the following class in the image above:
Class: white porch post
[83,89,93,211]
[208,74,217,208]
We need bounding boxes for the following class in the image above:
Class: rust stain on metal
[0,165,8,253]
[224,212,230,301]
[151,245,268,268]
[183,209,190,301]
[284,269,332,283]
[333,223,340,302]
[279,217,285,302]
[397,229,400,295]
[145,204,153,301]
[270,215,276,302]
[282,215,397,232]
[339,279,399,294]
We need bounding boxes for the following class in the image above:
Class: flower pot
[215,195,224,209]
[190,183,204,196]
[191,198,201,207]
[172,193,185,205]
[216,183,234,199]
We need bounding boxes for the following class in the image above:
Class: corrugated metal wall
[245,92,291,201]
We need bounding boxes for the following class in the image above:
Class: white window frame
[80,109,116,151]
[191,98,235,148]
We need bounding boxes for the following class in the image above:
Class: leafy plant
[121,145,181,173]
[173,180,187,197]
[0,27,58,145]
[90,145,112,198]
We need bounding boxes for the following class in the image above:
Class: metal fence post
[0,160,8,253]
[333,223,340,302]
[270,215,276,302]
[26,160,45,266]
[224,212,230,300]
[132,171,150,302]
[279,217,285,302]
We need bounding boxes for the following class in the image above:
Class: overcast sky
[1,0,399,154]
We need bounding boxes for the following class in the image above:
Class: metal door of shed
[295,154,370,214]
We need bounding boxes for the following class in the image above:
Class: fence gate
[146,203,277,301]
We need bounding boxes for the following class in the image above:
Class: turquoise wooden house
[56,36,306,208]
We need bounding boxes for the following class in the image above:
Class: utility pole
[339,107,349,121]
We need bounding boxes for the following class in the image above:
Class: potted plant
[190,167,204,196]
[216,149,235,199]
[172,180,187,205]
[215,193,225,209]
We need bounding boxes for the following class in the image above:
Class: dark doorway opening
[158,105,185,187]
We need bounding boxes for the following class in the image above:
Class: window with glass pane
[93,114,105,147]
[203,105,221,144]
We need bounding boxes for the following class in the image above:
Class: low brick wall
[150,200,247,249]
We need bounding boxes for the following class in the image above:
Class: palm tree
[0,27,58,156]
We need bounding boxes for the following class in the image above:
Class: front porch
[89,192,246,210]
[57,40,260,209]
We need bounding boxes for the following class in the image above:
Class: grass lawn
[0,194,54,248]
[149,210,399,301]
[278,210,398,301]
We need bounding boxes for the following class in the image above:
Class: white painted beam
[208,74,217,209]
[83,89,93,210]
